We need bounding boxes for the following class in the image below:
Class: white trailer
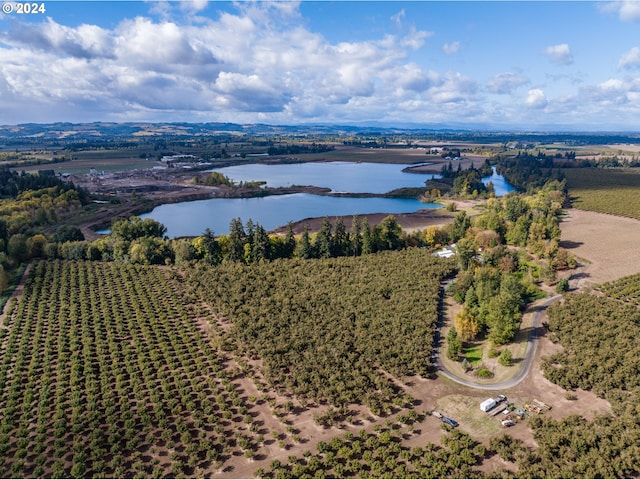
[480,398,497,412]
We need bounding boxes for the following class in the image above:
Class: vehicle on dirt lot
[441,417,458,427]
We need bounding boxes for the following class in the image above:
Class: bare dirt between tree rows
[7,207,634,478]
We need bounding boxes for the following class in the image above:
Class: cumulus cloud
[581,78,634,106]
[0,2,446,122]
[10,2,638,127]
[180,0,209,15]
[442,41,460,54]
[428,72,478,104]
[486,73,529,94]
[2,18,115,59]
[619,47,640,69]
[525,89,548,109]
[544,43,574,65]
[114,18,219,68]
[599,1,640,21]
[381,63,438,94]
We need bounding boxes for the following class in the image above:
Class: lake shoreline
[85,160,513,238]
[269,208,455,235]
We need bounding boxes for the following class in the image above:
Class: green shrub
[498,348,513,366]
[487,344,500,358]
[556,277,570,293]
[475,365,494,378]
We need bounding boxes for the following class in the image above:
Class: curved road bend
[434,294,562,391]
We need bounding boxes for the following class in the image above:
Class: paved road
[434,294,562,391]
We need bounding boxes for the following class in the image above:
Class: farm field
[0,260,270,478]
[0,252,465,479]
[520,288,640,478]
[5,133,640,478]
[597,272,640,305]
[563,167,640,220]
[559,208,640,286]
[186,250,456,412]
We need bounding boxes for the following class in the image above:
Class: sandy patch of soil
[270,209,455,235]
[560,208,640,286]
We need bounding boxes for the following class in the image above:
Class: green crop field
[563,167,640,220]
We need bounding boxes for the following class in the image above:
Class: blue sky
[1,1,639,130]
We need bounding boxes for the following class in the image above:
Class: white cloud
[486,73,529,94]
[544,43,574,65]
[180,0,209,15]
[381,63,438,94]
[619,47,640,69]
[442,41,460,55]
[581,78,633,106]
[115,18,219,68]
[525,89,548,109]
[1,1,638,128]
[428,72,478,104]
[600,1,640,22]
[1,18,115,59]
[400,27,433,50]
[391,9,406,28]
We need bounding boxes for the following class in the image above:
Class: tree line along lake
[138,162,516,237]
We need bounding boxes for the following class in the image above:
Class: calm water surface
[210,161,435,194]
[142,195,440,238]
[137,162,515,237]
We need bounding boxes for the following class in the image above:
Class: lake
[141,194,439,237]
[137,162,515,237]
[209,161,438,194]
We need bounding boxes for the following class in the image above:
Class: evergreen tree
[227,217,246,262]
[283,223,296,258]
[455,237,477,271]
[314,217,333,258]
[349,215,362,256]
[196,228,221,265]
[332,217,349,257]
[446,328,461,361]
[361,219,375,255]
[452,211,472,242]
[296,227,313,259]
[245,219,255,250]
[252,224,271,262]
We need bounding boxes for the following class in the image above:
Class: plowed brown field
[560,208,640,287]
